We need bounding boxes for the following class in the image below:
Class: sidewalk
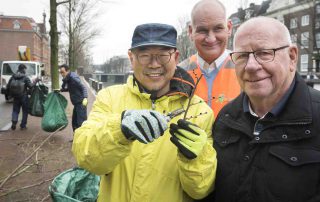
[0,78,96,201]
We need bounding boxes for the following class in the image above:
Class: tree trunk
[68,0,74,71]
[49,0,60,90]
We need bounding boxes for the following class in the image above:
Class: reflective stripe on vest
[185,54,241,118]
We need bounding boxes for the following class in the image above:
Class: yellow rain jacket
[72,67,217,202]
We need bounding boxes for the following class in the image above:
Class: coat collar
[227,73,312,124]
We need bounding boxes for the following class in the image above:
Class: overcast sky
[1,0,263,64]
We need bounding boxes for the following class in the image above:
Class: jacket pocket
[214,133,240,148]
[269,145,320,166]
[213,132,241,180]
[266,145,320,200]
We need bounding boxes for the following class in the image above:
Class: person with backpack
[7,64,34,130]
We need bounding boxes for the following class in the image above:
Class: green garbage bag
[41,92,68,132]
[28,82,48,117]
[49,167,100,202]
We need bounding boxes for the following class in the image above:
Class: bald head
[234,17,292,49]
[191,0,226,26]
[231,16,298,113]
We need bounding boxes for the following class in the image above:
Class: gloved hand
[82,98,88,106]
[121,110,168,144]
[169,119,207,159]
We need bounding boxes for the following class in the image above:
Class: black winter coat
[8,72,33,97]
[61,72,87,105]
[206,73,320,202]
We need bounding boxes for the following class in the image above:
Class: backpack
[9,77,26,97]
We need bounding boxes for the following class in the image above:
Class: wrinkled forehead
[234,24,282,50]
[192,7,226,27]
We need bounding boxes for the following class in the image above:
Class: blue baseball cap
[130,23,177,50]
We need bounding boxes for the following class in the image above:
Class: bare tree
[59,0,102,71]
[176,15,196,63]
[49,0,69,90]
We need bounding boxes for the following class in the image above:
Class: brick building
[0,13,50,74]
[229,0,320,80]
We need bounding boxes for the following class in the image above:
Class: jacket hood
[132,66,195,99]
[13,72,26,79]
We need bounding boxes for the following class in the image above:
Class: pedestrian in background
[7,64,34,130]
[207,16,320,201]
[72,23,216,202]
[59,64,88,132]
[180,0,241,118]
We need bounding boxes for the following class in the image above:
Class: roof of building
[228,0,271,24]
[0,15,45,34]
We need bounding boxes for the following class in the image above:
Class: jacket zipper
[221,116,311,139]
[151,100,156,110]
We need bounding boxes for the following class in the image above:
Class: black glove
[121,110,168,144]
[170,119,207,159]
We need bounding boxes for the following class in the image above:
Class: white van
[0,61,43,101]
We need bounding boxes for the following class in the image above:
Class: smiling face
[234,17,297,103]
[189,1,231,63]
[128,46,179,97]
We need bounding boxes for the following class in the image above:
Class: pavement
[0,77,96,201]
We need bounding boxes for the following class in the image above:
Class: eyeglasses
[230,45,289,68]
[135,50,176,65]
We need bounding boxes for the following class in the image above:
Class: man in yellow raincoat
[72,23,217,202]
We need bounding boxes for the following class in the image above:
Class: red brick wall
[0,16,50,75]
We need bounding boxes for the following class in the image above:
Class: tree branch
[0,177,55,197]
[57,0,69,6]
[0,126,65,189]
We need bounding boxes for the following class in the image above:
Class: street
[0,94,13,131]
[0,78,96,201]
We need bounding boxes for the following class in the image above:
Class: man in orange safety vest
[180,0,241,118]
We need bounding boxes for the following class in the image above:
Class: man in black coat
[204,16,320,202]
[59,64,88,132]
[7,64,34,130]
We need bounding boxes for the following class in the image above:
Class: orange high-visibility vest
[180,54,241,118]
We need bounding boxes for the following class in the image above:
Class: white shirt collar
[197,50,231,74]
[248,101,267,119]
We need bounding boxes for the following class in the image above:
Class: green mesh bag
[41,92,68,132]
[49,167,100,202]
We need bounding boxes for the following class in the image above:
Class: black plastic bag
[28,82,48,117]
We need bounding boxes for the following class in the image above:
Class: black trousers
[72,103,87,131]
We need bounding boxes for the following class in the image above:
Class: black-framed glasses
[135,50,176,65]
[230,45,289,68]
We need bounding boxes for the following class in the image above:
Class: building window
[290,18,297,29]
[291,34,297,44]
[316,33,320,48]
[13,20,21,29]
[301,32,309,48]
[316,18,320,29]
[316,4,320,14]
[301,15,309,26]
[300,54,309,72]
